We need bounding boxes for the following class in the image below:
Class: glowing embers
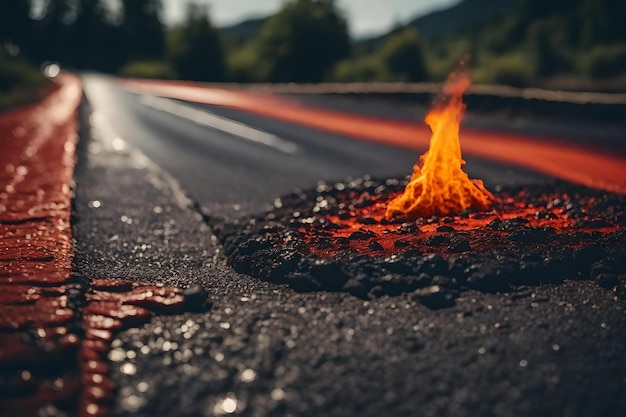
[217,177,626,302]
[303,184,621,258]
[386,71,493,221]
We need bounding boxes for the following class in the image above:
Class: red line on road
[0,73,82,412]
[1,75,196,416]
[119,78,626,195]
[0,73,81,279]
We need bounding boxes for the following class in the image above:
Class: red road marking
[119,78,626,195]
[1,73,82,414]
[0,75,191,416]
[0,73,81,278]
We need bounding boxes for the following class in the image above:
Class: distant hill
[219,17,266,42]
[218,0,516,45]
[359,0,517,48]
[407,0,516,38]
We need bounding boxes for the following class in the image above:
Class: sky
[162,0,462,38]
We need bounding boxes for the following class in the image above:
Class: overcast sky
[162,0,461,38]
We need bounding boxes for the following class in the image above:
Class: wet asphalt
[72,75,626,417]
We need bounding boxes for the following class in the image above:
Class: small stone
[354,199,375,208]
[590,261,621,280]
[413,285,456,310]
[183,285,211,312]
[399,223,419,233]
[288,273,321,293]
[368,241,385,252]
[486,219,503,230]
[419,253,448,276]
[380,217,393,225]
[448,237,470,253]
[309,260,349,291]
[595,274,620,289]
[425,235,447,246]
[573,247,606,268]
[578,219,612,229]
[338,211,352,220]
[510,228,550,243]
[431,275,455,287]
[342,278,370,299]
[349,230,374,240]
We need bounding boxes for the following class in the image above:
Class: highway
[73,74,626,417]
[81,74,550,218]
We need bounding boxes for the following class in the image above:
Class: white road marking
[139,95,298,155]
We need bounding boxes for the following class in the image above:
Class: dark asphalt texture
[73,75,626,416]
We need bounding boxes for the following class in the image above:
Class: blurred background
[1,0,626,110]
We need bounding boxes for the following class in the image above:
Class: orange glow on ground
[385,71,493,220]
[298,189,620,258]
[119,78,626,195]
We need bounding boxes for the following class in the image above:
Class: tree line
[1,0,625,87]
[0,0,428,83]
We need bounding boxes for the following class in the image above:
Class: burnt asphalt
[72,75,626,417]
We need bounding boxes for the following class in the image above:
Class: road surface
[81,75,551,218]
[72,74,626,417]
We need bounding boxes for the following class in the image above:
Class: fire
[385,70,494,221]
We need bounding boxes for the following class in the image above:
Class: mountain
[217,0,517,45]
[218,16,266,42]
[358,0,517,48]
[407,0,516,39]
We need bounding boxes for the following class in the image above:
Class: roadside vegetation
[0,51,48,112]
[1,0,625,98]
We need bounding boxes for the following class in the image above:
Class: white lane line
[139,95,298,155]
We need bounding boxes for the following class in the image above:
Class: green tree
[254,0,351,82]
[527,18,573,77]
[122,0,166,60]
[167,3,225,81]
[31,0,75,63]
[380,27,428,82]
[72,0,125,71]
[331,56,389,82]
[0,1,32,51]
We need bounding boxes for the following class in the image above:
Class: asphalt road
[73,74,626,417]
[81,74,549,218]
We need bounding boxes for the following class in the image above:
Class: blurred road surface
[73,74,626,417]
[81,74,549,218]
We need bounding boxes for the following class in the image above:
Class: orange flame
[385,70,494,221]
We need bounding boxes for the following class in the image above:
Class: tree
[254,0,351,82]
[380,27,428,82]
[0,0,32,51]
[167,3,225,81]
[71,0,126,71]
[29,0,75,63]
[122,0,166,60]
[527,18,573,77]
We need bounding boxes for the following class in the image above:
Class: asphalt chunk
[215,177,626,306]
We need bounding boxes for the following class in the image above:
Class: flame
[385,71,494,221]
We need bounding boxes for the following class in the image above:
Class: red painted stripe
[1,75,195,416]
[119,78,626,195]
[0,73,82,411]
